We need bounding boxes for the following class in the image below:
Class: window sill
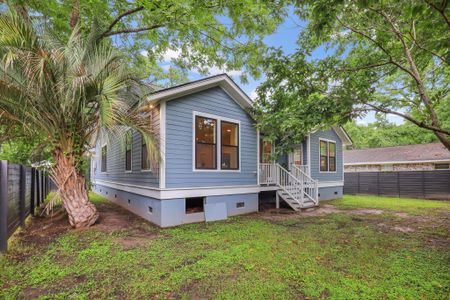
[193,169,241,173]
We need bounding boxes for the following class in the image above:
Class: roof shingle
[344,143,450,164]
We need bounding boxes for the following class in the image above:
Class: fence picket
[0,162,52,253]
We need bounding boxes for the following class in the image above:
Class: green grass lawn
[329,194,450,215]
[0,194,449,299]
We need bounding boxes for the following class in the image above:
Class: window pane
[141,143,149,170]
[196,144,216,169]
[329,157,336,171]
[125,130,132,151]
[320,140,328,156]
[125,150,131,171]
[320,156,328,172]
[101,145,107,172]
[196,116,216,144]
[195,116,217,169]
[293,147,302,165]
[329,142,336,157]
[221,146,238,169]
[260,140,272,163]
[221,121,238,146]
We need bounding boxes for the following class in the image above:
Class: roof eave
[332,126,353,146]
[146,74,253,110]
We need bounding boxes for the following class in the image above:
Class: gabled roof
[332,126,353,146]
[146,74,253,110]
[344,143,450,165]
[147,75,353,146]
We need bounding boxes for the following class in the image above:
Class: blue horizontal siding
[309,129,343,182]
[91,105,160,187]
[165,87,258,188]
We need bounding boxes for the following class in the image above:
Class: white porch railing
[290,164,318,205]
[259,163,319,209]
[259,163,278,185]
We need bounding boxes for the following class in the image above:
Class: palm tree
[0,11,159,228]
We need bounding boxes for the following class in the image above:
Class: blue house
[91,74,352,227]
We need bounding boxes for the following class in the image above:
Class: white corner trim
[256,128,260,185]
[307,134,311,176]
[159,101,166,188]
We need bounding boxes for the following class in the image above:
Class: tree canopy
[16,0,289,84]
[344,118,440,150]
[254,0,450,152]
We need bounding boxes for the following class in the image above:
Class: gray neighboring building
[91,74,352,227]
[344,143,450,172]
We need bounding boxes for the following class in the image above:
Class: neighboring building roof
[344,143,450,165]
[146,74,253,110]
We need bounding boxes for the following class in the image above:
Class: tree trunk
[434,131,450,152]
[52,149,98,228]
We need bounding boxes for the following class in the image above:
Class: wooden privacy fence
[0,160,51,252]
[344,170,450,200]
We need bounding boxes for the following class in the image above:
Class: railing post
[30,168,35,216]
[0,161,8,253]
[19,165,26,227]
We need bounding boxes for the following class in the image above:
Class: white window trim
[192,111,241,173]
[100,142,108,174]
[125,129,133,173]
[319,138,337,173]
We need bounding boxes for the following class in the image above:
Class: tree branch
[98,6,145,40]
[100,24,164,39]
[336,17,415,78]
[363,102,450,135]
[423,0,450,29]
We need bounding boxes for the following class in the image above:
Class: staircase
[259,163,319,211]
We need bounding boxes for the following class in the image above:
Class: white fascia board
[332,126,353,146]
[94,180,261,199]
[318,181,344,187]
[345,159,450,166]
[146,75,253,111]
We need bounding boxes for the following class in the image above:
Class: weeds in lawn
[0,194,449,299]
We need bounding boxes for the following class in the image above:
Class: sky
[150,9,404,125]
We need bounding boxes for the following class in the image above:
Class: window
[435,163,449,170]
[141,134,150,171]
[221,121,239,170]
[320,140,328,172]
[195,116,217,169]
[320,140,336,172]
[329,142,336,172]
[101,145,107,172]
[260,140,273,163]
[185,197,204,214]
[292,147,302,166]
[125,130,132,171]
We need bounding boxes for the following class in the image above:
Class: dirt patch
[378,223,416,233]
[9,200,159,260]
[258,204,385,222]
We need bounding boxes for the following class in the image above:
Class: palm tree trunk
[52,149,98,228]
